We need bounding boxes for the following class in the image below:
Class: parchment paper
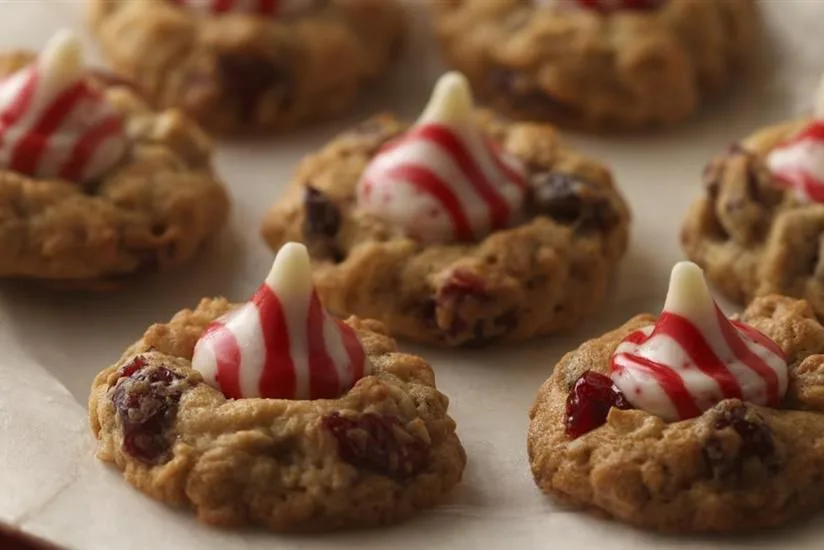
[2,1,824,548]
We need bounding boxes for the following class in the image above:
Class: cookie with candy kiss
[0,30,127,183]
[192,242,370,400]
[610,261,788,422]
[356,71,527,244]
[168,0,319,17]
[766,75,824,203]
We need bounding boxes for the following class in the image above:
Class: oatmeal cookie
[431,0,759,131]
[680,119,824,316]
[0,39,229,288]
[87,0,405,135]
[260,104,630,346]
[89,297,466,531]
[528,289,824,532]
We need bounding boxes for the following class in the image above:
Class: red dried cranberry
[440,270,486,301]
[217,54,291,122]
[530,172,618,231]
[112,365,185,463]
[118,356,147,378]
[713,405,775,465]
[435,270,488,337]
[303,185,341,239]
[574,0,665,12]
[565,371,632,438]
[322,412,428,478]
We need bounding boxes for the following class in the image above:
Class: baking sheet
[2,1,824,548]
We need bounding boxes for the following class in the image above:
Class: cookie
[0,31,228,288]
[89,242,466,531]
[87,0,405,135]
[681,77,824,317]
[260,72,630,347]
[528,261,824,532]
[431,0,759,131]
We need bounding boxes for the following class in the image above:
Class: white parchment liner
[1,1,823,548]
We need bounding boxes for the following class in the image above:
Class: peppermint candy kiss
[170,0,318,16]
[192,243,370,400]
[0,30,127,183]
[767,74,824,203]
[610,262,788,422]
[356,72,527,244]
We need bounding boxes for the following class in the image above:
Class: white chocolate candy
[0,30,127,182]
[170,0,318,16]
[192,242,370,400]
[767,73,824,203]
[610,262,787,421]
[356,71,527,244]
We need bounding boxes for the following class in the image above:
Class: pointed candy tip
[663,261,716,317]
[40,29,83,81]
[264,242,314,297]
[418,71,475,125]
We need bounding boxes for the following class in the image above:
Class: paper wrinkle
[2,1,824,549]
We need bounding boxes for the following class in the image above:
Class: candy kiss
[192,242,370,400]
[610,262,787,421]
[356,71,527,244]
[0,30,127,183]
[766,74,824,202]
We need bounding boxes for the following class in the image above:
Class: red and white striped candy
[610,262,787,422]
[192,242,370,400]
[767,121,824,203]
[170,0,318,17]
[356,72,527,244]
[0,30,127,183]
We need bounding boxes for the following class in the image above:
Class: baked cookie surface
[260,108,630,347]
[88,0,405,134]
[89,298,466,531]
[681,119,824,316]
[431,0,759,131]
[0,48,229,287]
[528,292,824,532]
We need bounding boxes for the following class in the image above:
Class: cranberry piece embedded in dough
[565,370,632,438]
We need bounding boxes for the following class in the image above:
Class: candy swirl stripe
[364,163,474,239]
[611,308,785,419]
[772,169,824,202]
[361,124,525,240]
[0,69,38,142]
[0,69,124,181]
[788,120,824,143]
[768,121,824,202]
[195,286,366,400]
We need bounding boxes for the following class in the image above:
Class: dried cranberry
[710,404,776,470]
[565,371,632,438]
[322,412,428,478]
[435,270,489,337]
[574,0,665,12]
[303,185,341,239]
[118,356,147,378]
[530,172,618,231]
[488,68,576,117]
[217,54,291,122]
[112,365,185,463]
